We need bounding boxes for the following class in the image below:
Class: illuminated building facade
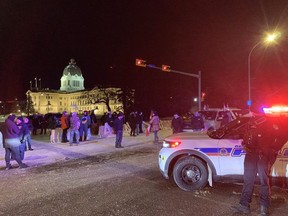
[26,59,123,115]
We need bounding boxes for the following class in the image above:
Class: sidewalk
[0,129,172,170]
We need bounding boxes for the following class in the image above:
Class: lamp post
[247,32,281,111]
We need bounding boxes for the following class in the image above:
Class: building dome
[63,59,82,76]
[60,58,85,92]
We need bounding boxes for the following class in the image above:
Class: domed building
[60,59,85,92]
[26,59,125,115]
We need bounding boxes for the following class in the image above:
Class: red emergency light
[263,106,288,116]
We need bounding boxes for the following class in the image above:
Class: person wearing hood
[2,114,28,169]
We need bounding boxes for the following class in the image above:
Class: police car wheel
[173,157,208,191]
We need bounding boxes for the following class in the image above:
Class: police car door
[216,121,248,176]
[217,138,245,176]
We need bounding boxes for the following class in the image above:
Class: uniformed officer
[231,116,287,215]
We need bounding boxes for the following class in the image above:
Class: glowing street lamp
[247,31,281,110]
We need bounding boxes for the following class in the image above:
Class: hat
[17,116,24,122]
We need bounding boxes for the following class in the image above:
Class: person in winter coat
[16,116,30,160]
[114,112,125,148]
[69,112,80,145]
[231,117,288,215]
[138,111,144,133]
[171,113,184,134]
[149,110,160,144]
[47,114,57,143]
[61,111,69,143]
[128,112,137,136]
[90,109,97,134]
[2,114,28,169]
[191,111,204,131]
[24,117,33,150]
[79,110,91,141]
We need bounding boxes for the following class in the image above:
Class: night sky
[1,0,288,116]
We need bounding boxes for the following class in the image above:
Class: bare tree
[85,86,135,114]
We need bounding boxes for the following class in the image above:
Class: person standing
[114,112,125,148]
[128,112,137,136]
[231,117,288,215]
[2,114,28,169]
[61,111,69,143]
[171,113,184,134]
[47,114,57,143]
[55,116,62,143]
[24,117,33,150]
[79,110,91,141]
[149,110,160,144]
[90,109,97,134]
[69,112,80,145]
[138,111,144,133]
[191,111,204,131]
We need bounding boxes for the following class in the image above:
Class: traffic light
[162,65,171,72]
[135,59,146,67]
[201,92,206,102]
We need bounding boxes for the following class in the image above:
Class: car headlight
[162,140,181,148]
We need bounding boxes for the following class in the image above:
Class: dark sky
[1,0,288,115]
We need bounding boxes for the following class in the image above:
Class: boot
[79,136,82,142]
[231,203,250,214]
[260,205,269,216]
[84,136,87,141]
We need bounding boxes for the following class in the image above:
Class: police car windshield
[208,117,251,139]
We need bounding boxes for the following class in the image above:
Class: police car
[158,106,288,191]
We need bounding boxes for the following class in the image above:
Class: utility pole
[136,59,202,110]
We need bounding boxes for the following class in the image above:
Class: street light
[247,31,281,110]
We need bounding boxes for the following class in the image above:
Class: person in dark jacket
[171,113,184,134]
[138,111,144,133]
[16,116,29,160]
[128,112,137,136]
[114,112,125,148]
[2,114,28,169]
[24,117,34,150]
[191,111,204,131]
[231,117,288,215]
[79,110,91,141]
[47,114,57,143]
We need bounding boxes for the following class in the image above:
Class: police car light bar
[263,106,288,114]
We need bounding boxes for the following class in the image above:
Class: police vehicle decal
[196,147,247,157]
[196,148,232,156]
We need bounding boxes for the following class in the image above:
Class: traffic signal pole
[147,64,202,111]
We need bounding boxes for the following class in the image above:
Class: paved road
[0,142,287,216]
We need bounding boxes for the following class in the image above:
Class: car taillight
[163,140,181,148]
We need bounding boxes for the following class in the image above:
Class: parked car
[182,108,242,131]
[199,108,242,131]
[158,113,288,191]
